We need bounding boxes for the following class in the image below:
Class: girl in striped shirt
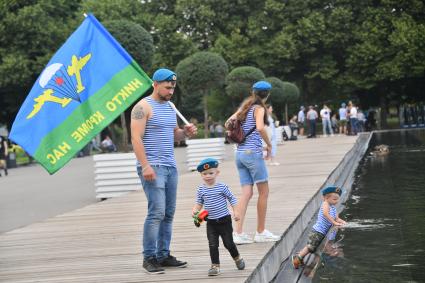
[292,186,347,269]
[192,158,245,276]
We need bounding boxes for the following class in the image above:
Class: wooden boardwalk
[0,135,357,283]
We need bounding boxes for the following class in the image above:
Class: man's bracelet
[142,165,150,173]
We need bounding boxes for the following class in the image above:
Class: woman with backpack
[225,81,281,245]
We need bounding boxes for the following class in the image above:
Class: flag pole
[169,102,190,125]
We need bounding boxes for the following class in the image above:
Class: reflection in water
[314,130,425,282]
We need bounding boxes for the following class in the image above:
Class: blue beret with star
[322,186,343,196]
[152,68,177,82]
[252,81,272,91]
[197,158,219,172]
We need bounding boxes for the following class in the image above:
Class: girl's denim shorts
[235,150,268,186]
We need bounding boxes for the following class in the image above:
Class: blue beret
[197,158,219,172]
[322,186,343,196]
[252,81,272,91]
[152,68,177,82]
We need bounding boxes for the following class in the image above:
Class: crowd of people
[295,101,369,138]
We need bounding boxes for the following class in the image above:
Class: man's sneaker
[233,232,254,245]
[158,255,187,268]
[291,254,304,269]
[208,265,220,276]
[234,257,245,270]
[254,229,281,242]
[143,258,165,274]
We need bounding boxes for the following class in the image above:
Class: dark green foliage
[103,20,154,72]
[225,66,265,106]
[2,0,425,130]
[176,51,228,94]
[176,51,228,136]
[0,0,81,128]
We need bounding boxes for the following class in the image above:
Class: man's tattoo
[131,105,145,120]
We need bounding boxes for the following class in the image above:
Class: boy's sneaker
[208,265,220,276]
[233,232,254,244]
[254,229,281,242]
[158,255,187,268]
[143,258,165,274]
[291,254,304,269]
[234,257,245,270]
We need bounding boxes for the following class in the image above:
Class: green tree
[176,51,228,138]
[104,20,154,73]
[0,0,81,128]
[79,0,148,26]
[266,77,285,122]
[267,77,300,123]
[225,66,265,107]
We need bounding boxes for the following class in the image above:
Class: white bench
[93,153,140,199]
[186,138,226,171]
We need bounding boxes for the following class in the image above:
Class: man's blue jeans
[137,165,178,261]
[322,119,333,135]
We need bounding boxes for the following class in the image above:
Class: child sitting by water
[192,158,245,276]
[292,185,347,269]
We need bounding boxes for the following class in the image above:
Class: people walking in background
[215,123,224,138]
[225,81,280,244]
[331,114,338,134]
[0,136,8,177]
[338,103,348,135]
[100,135,117,152]
[267,105,279,166]
[130,68,197,274]
[357,109,366,132]
[320,104,334,137]
[297,106,305,136]
[289,114,299,140]
[306,105,318,138]
[192,158,245,276]
[349,102,358,135]
[209,123,216,138]
[291,186,347,269]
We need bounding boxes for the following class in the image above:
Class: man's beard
[158,92,172,101]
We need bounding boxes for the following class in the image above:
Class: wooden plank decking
[0,135,358,283]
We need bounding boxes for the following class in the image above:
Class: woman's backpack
[225,118,256,144]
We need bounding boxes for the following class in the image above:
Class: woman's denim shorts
[235,150,268,186]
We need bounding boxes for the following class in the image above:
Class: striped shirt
[312,203,337,235]
[137,96,177,168]
[196,182,237,220]
[237,106,263,153]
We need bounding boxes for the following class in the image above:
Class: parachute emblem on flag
[27,53,92,119]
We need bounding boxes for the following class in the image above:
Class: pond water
[313,130,425,282]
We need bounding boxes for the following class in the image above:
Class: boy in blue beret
[291,186,347,269]
[192,158,245,276]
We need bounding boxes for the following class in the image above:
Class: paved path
[0,145,231,233]
[0,135,357,282]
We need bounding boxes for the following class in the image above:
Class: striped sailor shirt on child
[137,96,177,168]
[312,203,337,235]
[196,182,238,220]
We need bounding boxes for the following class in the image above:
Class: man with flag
[131,68,197,274]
